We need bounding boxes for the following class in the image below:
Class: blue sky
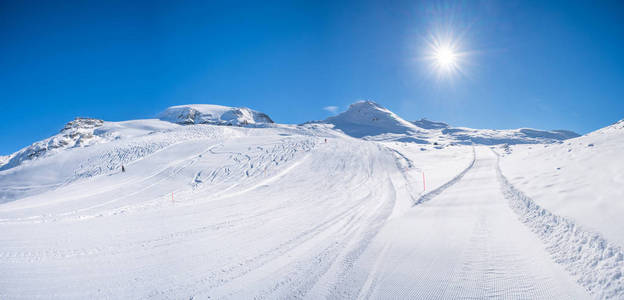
[1,0,623,154]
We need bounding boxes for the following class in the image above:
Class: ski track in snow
[334,147,590,299]
[412,147,476,206]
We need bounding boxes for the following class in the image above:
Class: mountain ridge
[0,101,588,171]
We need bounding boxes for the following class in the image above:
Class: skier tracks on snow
[411,147,476,207]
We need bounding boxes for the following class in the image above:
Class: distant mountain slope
[412,118,449,129]
[588,118,624,134]
[318,101,579,145]
[0,155,9,166]
[439,127,580,145]
[158,104,273,126]
[1,118,107,171]
[322,101,426,138]
[0,118,181,172]
[0,101,580,174]
[0,104,275,172]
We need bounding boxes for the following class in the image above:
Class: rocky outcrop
[0,117,105,170]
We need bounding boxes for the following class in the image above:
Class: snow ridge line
[386,148,415,170]
[495,151,624,299]
[411,147,476,207]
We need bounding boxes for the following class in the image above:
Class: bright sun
[424,32,467,79]
[434,46,457,69]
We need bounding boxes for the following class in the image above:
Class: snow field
[0,126,473,299]
[1,102,621,298]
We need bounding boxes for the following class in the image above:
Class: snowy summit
[323,100,425,138]
[158,104,273,126]
[319,101,579,145]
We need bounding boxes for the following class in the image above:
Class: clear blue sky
[1,0,623,154]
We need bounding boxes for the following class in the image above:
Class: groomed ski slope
[0,123,618,299]
[334,147,588,299]
[0,125,470,299]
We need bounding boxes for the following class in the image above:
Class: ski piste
[1,102,622,299]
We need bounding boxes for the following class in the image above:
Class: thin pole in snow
[423,172,426,191]
[172,192,174,203]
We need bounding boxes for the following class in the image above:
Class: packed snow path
[0,131,597,299]
[332,147,590,299]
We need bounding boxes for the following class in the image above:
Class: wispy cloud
[323,106,339,114]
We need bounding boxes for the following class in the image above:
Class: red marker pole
[422,172,426,191]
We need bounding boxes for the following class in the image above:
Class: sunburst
[424,32,468,79]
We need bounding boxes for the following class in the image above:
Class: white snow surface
[0,119,185,202]
[158,104,274,126]
[500,119,624,246]
[0,103,621,299]
[497,119,624,298]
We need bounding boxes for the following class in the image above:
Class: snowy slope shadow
[495,150,624,299]
[412,147,476,206]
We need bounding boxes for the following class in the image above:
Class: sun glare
[434,46,457,69]
[424,32,468,79]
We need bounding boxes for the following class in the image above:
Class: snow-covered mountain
[589,118,624,134]
[319,101,579,145]
[322,101,425,137]
[0,104,275,172]
[158,104,273,126]
[0,101,581,173]
[1,118,107,171]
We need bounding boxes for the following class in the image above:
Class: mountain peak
[322,101,423,138]
[61,117,104,133]
[348,100,384,110]
[158,104,273,126]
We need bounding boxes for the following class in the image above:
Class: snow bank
[499,118,624,247]
[497,119,624,298]
[497,153,624,299]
